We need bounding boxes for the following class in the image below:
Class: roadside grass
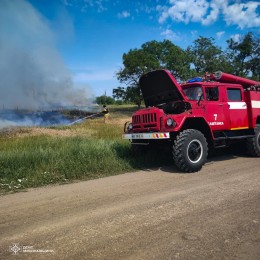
[0,105,171,194]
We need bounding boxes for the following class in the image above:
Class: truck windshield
[182,86,204,101]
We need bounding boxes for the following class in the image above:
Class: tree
[115,34,259,108]
[140,40,190,80]
[112,87,126,101]
[227,33,260,80]
[95,95,115,105]
[116,40,190,107]
[125,86,141,104]
[187,36,230,74]
[112,86,141,104]
[249,36,260,80]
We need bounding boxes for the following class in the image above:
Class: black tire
[173,129,208,172]
[246,125,260,157]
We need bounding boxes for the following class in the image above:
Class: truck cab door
[204,86,227,130]
[227,87,249,130]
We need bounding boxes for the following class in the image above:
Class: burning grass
[0,105,171,194]
[0,116,129,139]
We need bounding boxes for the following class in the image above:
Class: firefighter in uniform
[102,104,110,123]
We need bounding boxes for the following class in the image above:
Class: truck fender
[179,117,214,147]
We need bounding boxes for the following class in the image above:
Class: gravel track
[0,152,259,259]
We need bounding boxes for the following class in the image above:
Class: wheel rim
[187,139,203,163]
[257,132,260,147]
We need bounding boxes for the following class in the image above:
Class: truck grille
[133,113,157,124]
[142,113,157,123]
[133,115,141,124]
[132,112,159,131]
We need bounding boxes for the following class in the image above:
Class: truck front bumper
[122,132,170,140]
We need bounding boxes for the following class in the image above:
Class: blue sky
[23,0,260,97]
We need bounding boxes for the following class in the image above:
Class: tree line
[96,33,259,106]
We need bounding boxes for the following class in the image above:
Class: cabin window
[227,88,242,101]
[183,86,204,100]
[205,87,219,101]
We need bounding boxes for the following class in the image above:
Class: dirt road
[0,152,260,259]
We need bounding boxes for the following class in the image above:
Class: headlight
[127,123,133,131]
[166,118,175,127]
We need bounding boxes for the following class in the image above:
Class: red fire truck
[122,70,260,172]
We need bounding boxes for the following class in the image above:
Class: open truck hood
[139,70,185,107]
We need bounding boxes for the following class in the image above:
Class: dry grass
[0,112,132,139]
[0,105,172,194]
[0,126,82,138]
[0,105,137,138]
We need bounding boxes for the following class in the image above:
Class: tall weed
[0,107,171,193]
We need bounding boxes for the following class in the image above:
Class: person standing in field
[102,104,110,123]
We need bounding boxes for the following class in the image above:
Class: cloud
[191,30,198,37]
[230,34,242,42]
[216,31,225,39]
[161,29,180,41]
[157,0,209,24]
[117,11,131,19]
[64,0,108,12]
[157,0,260,28]
[222,1,260,29]
[201,0,220,25]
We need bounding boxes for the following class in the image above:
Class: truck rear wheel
[173,129,208,172]
[246,125,260,157]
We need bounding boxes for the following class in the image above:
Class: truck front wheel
[173,129,208,172]
[246,125,260,157]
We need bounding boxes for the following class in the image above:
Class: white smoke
[0,0,89,110]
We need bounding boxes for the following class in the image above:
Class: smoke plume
[0,0,89,110]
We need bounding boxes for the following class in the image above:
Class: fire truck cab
[123,70,260,172]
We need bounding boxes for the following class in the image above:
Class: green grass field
[0,106,172,194]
